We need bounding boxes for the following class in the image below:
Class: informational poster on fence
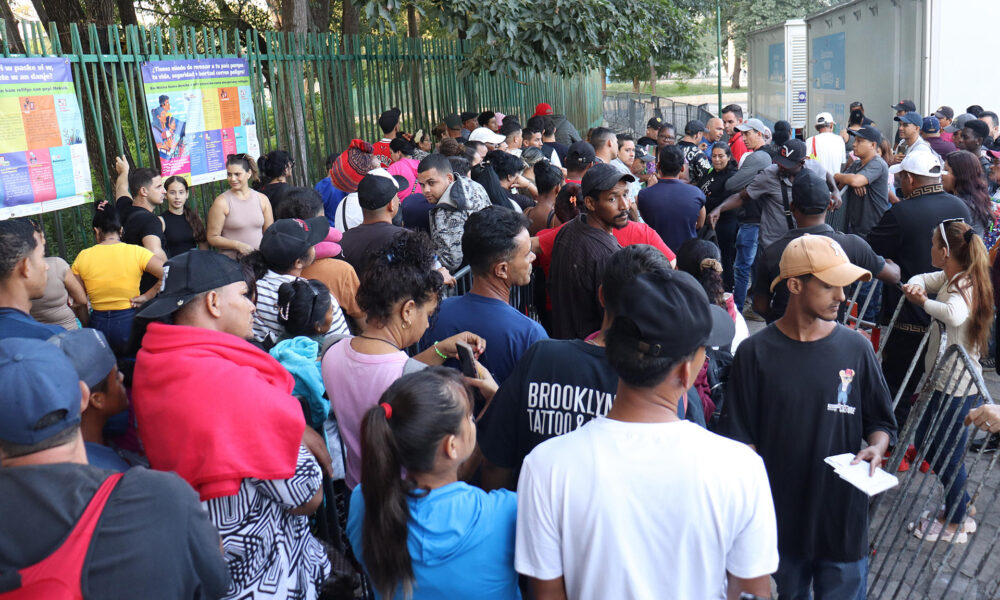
[0,57,92,219]
[140,58,260,185]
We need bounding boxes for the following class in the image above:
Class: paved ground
[744,318,1000,598]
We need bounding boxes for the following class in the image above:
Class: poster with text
[0,57,92,219]
[140,58,260,185]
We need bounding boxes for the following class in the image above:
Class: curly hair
[357,230,443,328]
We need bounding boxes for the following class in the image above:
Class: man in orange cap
[719,233,896,600]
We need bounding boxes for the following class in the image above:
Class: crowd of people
[1,97,999,600]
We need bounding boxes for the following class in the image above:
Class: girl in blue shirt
[347,367,520,599]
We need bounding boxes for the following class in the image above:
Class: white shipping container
[748,0,1000,138]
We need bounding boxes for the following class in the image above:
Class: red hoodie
[133,322,305,500]
[729,131,749,165]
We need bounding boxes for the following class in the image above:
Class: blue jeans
[774,554,867,600]
[914,391,975,524]
[734,223,759,309]
[90,308,136,358]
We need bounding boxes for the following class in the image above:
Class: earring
[402,321,410,329]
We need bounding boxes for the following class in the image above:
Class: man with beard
[548,164,632,339]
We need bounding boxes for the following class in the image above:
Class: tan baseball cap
[771,234,872,292]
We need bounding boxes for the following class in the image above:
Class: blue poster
[812,33,846,90]
[768,43,785,83]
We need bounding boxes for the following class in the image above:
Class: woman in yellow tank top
[72,203,165,356]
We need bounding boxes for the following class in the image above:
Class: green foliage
[357,0,699,77]
[727,0,839,54]
[609,0,696,83]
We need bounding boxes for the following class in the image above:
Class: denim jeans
[715,213,739,292]
[90,307,136,358]
[774,554,867,600]
[733,223,760,309]
[914,390,975,524]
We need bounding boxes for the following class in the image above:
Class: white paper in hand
[825,453,899,497]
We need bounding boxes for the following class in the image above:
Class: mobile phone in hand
[455,341,478,378]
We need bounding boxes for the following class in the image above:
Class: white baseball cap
[889,149,944,177]
[469,127,506,145]
[815,112,835,126]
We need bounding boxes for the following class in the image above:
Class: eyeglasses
[938,218,965,254]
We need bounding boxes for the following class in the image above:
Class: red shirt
[372,139,392,167]
[536,220,677,309]
[729,131,749,165]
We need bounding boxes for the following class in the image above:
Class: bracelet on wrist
[433,342,448,360]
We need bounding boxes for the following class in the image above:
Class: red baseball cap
[533,102,553,117]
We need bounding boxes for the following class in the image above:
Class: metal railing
[602,92,714,138]
[0,19,603,261]
[868,341,999,598]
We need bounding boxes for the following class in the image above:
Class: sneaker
[911,517,969,543]
[915,509,977,534]
[980,356,996,370]
[971,433,1000,454]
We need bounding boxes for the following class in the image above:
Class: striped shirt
[253,270,350,345]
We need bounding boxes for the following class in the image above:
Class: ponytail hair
[937,221,994,355]
[470,159,509,207]
[553,183,583,223]
[226,153,259,184]
[258,150,293,185]
[676,239,726,308]
[276,279,332,337]
[92,200,121,234]
[163,176,207,243]
[359,367,473,599]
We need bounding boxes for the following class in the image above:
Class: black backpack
[705,346,734,430]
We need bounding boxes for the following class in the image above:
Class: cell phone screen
[455,341,478,378]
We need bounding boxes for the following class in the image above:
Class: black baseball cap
[358,171,407,210]
[773,139,808,169]
[137,250,246,319]
[850,100,864,109]
[893,112,922,127]
[610,270,735,360]
[565,141,597,170]
[581,163,635,200]
[260,217,330,271]
[460,111,477,122]
[791,170,829,215]
[444,114,462,130]
[847,126,883,145]
[684,119,706,135]
[647,116,664,130]
[933,106,954,120]
[635,145,655,163]
[378,107,401,133]
[48,328,116,389]
[891,99,916,112]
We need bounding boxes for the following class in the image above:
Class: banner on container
[0,57,92,220]
[140,58,260,185]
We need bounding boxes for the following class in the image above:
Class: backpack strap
[780,179,796,230]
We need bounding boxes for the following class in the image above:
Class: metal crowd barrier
[602,92,714,139]
[867,340,998,599]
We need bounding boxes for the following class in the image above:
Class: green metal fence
[0,20,603,261]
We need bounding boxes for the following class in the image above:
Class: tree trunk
[407,4,425,128]
[632,76,639,94]
[341,0,359,36]
[29,0,49,26]
[310,0,332,32]
[117,0,139,26]
[649,59,656,97]
[1,1,26,54]
[280,0,311,183]
[87,0,116,25]
[730,54,741,90]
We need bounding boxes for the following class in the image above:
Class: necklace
[357,334,401,351]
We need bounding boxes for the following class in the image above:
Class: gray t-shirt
[843,156,890,237]
[746,160,829,248]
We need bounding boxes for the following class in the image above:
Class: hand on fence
[901,283,928,306]
[438,267,456,287]
[965,404,1000,433]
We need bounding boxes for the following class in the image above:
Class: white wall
[926,0,1000,116]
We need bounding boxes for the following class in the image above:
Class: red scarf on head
[133,322,305,501]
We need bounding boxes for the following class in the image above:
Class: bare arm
[696,205,706,230]
[825,170,842,210]
[529,577,568,600]
[142,235,167,262]
[113,156,130,200]
[261,194,274,231]
[726,573,772,600]
[876,259,901,285]
[69,272,90,326]
[289,487,323,516]
[834,172,870,188]
[708,191,745,227]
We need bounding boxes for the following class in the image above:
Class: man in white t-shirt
[806,112,847,175]
[515,269,778,600]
